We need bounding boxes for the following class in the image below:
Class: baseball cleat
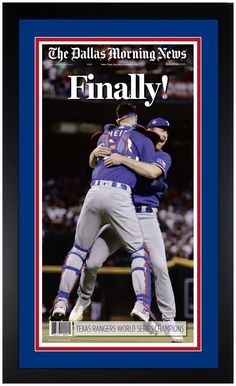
[164,320,184,343]
[170,336,184,343]
[149,321,184,342]
[130,301,150,322]
[49,306,66,321]
[69,297,91,322]
[49,299,67,321]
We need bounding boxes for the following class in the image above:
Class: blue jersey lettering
[92,125,156,188]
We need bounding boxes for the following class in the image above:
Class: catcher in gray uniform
[50,104,161,323]
[69,117,182,342]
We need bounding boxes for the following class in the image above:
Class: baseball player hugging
[69,112,183,342]
[51,103,160,323]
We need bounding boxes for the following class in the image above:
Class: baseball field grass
[42,321,194,344]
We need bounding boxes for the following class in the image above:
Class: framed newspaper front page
[3,2,233,383]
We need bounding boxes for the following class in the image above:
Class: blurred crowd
[158,189,193,260]
[42,45,193,100]
[43,178,193,266]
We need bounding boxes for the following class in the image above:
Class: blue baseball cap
[146,117,174,131]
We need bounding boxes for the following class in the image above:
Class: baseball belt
[135,206,154,213]
[91,180,131,193]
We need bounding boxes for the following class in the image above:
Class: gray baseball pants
[57,182,151,308]
[79,208,176,320]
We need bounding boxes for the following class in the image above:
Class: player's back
[91,125,155,188]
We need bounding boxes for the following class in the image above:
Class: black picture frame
[3,2,233,383]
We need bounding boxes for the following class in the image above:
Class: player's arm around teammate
[89,144,111,168]
[50,104,157,323]
[103,152,162,179]
[71,117,183,342]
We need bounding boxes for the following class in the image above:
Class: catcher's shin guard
[130,244,151,308]
[57,243,90,300]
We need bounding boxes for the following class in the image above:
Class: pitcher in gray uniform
[69,117,182,342]
[50,104,161,322]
